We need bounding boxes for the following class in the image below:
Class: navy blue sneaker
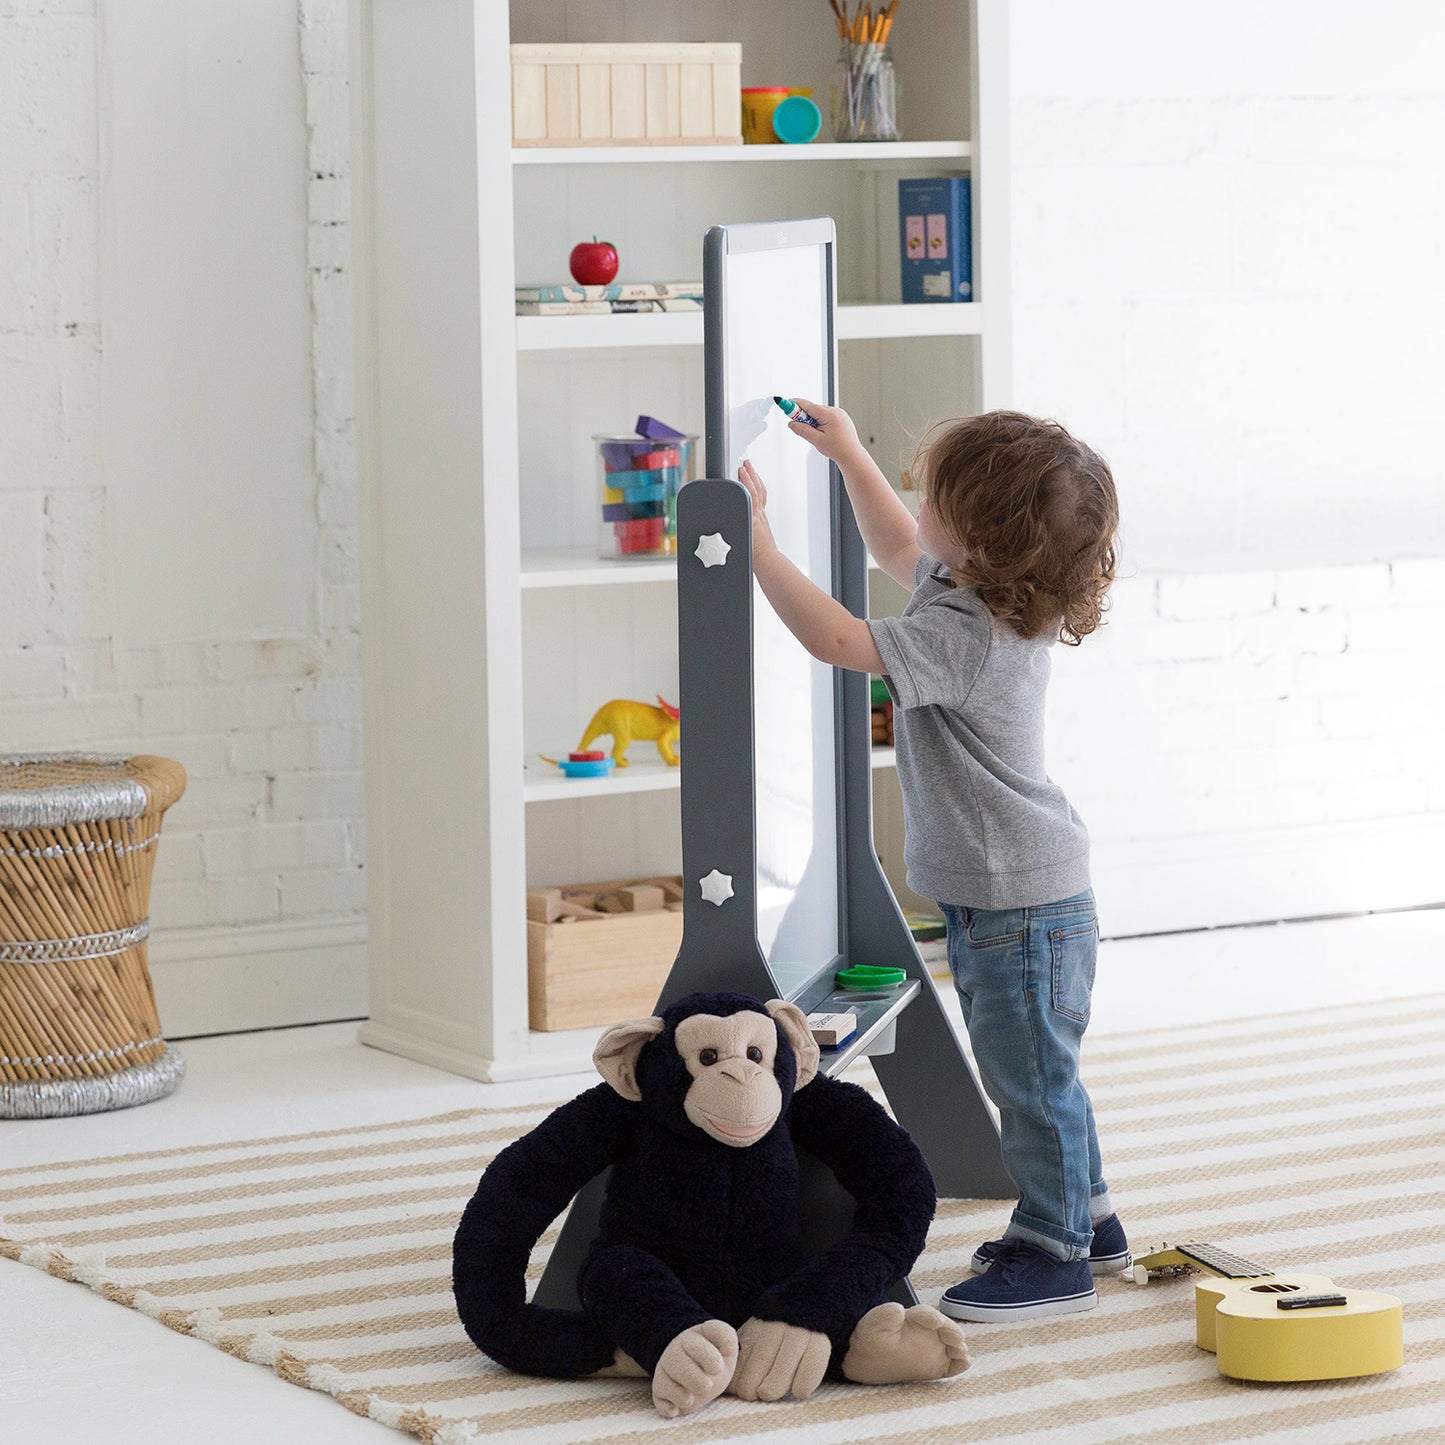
[971,1212,1131,1278]
[941,1240,1098,1321]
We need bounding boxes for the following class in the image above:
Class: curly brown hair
[912,410,1119,646]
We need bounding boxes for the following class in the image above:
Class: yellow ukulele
[1131,1240,1403,1382]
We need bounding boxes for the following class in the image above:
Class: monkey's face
[675,1011,785,1148]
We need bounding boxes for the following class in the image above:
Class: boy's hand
[736,461,777,558]
[786,398,864,468]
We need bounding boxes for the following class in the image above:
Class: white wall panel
[100,1,316,645]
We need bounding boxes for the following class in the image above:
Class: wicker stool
[0,753,187,1118]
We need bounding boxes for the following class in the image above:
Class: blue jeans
[940,890,1111,1262]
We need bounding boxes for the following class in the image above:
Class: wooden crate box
[511,43,743,146]
[527,875,685,1030]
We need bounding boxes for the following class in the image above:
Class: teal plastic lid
[772,95,822,145]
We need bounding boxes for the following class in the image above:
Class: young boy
[736,403,1124,1322]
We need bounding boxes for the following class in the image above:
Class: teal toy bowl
[772,95,822,144]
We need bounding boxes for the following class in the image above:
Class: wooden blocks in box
[527,875,685,1031]
[511,44,743,147]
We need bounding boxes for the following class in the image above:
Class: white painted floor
[3,909,1443,1445]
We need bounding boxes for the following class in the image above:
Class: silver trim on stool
[0,1044,185,1118]
[0,920,150,964]
[0,752,147,828]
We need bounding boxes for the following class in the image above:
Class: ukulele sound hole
[1250,1283,1300,1294]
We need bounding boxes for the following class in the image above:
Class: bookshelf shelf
[513,140,973,166]
[521,546,676,588]
[523,738,893,798]
[521,546,886,591]
[517,301,985,352]
[524,756,681,803]
[839,301,986,340]
[515,310,700,352]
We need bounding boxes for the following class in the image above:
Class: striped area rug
[3,994,1444,1444]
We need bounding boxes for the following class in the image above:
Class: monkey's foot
[841,1303,971,1385]
[593,1347,647,1378]
[730,1318,831,1401]
[652,1319,739,1419]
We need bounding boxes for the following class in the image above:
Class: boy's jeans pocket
[1049,919,1097,1024]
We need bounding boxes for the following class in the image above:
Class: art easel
[535,222,1008,1311]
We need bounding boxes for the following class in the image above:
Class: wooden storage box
[511,43,743,147]
[527,875,685,1030]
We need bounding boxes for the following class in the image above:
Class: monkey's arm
[452,1082,635,1377]
[754,1075,935,1344]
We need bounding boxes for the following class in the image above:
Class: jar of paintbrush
[829,0,901,142]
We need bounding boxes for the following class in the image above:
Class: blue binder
[898,177,972,303]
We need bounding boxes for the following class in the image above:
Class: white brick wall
[0,0,364,1034]
[1009,3,1445,929]
[1053,558,1445,830]
[1010,4,1445,571]
[1049,559,1445,930]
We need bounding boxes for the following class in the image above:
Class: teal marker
[774,395,821,429]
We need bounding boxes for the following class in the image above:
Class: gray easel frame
[533,222,1008,1313]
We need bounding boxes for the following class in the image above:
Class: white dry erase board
[703,218,841,982]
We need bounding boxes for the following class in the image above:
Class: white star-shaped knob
[699,869,735,906]
[695,532,731,568]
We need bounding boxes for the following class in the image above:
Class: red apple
[569,237,620,286]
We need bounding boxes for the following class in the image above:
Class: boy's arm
[736,461,885,674]
[785,398,924,589]
[835,449,925,590]
[753,544,886,674]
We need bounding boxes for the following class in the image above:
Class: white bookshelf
[521,546,676,589]
[513,141,972,166]
[515,301,986,351]
[521,548,894,590]
[522,748,899,806]
[353,0,1011,1080]
[523,755,681,803]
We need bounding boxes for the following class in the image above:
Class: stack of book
[516,281,704,316]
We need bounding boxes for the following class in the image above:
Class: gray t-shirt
[867,553,1090,909]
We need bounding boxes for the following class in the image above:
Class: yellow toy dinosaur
[577,696,680,767]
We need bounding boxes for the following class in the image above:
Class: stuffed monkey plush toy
[453,990,968,1418]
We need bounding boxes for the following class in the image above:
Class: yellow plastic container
[741,87,789,143]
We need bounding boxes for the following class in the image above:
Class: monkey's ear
[765,999,820,1090]
[593,1016,666,1101]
